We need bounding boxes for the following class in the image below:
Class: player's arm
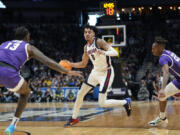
[27,45,70,74]
[70,45,89,68]
[96,38,118,56]
[161,64,170,90]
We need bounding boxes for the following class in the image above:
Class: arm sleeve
[103,46,118,56]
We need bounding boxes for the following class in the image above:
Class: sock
[10,117,20,128]
[99,93,127,107]
[72,96,84,119]
[71,83,92,119]
[160,112,166,119]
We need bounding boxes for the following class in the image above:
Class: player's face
[84,28,95,41]
[152,43,161,56]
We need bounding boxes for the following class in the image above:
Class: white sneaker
[148,116,168,126]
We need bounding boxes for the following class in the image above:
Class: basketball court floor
[0,101,179,135]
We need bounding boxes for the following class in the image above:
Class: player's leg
[64,70,98,126]
[149,81,180,126]
[98,67,131,116]
[5,77,30,135]
[14,80,30,118]
[72,83,93,119]
[159,101,167,119]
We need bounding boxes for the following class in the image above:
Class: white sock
[72,83,92,119]
[72,97,83,119]
[10,117,20,128]
[99,93,127,107]
[160,112,166,119]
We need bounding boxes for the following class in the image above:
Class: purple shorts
[0,66,21,88]
[172,79,180,90]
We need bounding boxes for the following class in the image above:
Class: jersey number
[5,41,21,51]
[171,53,180,62]
[91,54,95,60]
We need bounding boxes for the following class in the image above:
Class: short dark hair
[15,26,29,40]
[83,24,98,36]
[154,36,168,46]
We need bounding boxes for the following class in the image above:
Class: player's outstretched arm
[96,38,118,56]
[68,45,89,68]
[27,45,82,77]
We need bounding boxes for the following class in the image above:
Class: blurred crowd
[0,10,180,102]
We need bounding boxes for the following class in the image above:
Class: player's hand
[67,70,83,77]
[158,89,166,100]
[96,49,105,55]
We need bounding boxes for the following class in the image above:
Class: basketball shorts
[0,66,24,92]
[159,79,180,101]
[85,67,114,94]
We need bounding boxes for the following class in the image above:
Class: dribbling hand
[67,70,83,77]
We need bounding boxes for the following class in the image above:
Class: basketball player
[149,37,180,126]
[64,25,131,126]
[0,26,82,135]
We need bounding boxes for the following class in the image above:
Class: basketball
[59,60,72,71]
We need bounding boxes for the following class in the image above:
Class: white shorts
[85,67,114,94]
[160,82,180,101]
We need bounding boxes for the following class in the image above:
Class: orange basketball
[59,60,72,71]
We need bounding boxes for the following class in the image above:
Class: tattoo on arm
[97,39,109,51]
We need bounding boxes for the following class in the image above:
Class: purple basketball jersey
[159,50,180,89]
[0,40,29,70]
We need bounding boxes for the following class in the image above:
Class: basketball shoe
[4,125,16,135]
[123,98,131,116]
[148,116,168,126]
[64,117,79,127]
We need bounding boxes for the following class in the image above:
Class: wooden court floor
[0,101,180,135]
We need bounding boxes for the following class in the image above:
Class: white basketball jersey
[86,39,112,71]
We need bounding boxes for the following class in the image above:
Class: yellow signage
[103,3,115,9]
[106,8,114,16]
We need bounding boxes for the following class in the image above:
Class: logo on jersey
[87,48,97,55]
